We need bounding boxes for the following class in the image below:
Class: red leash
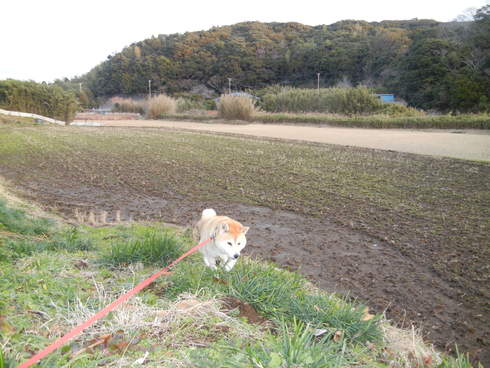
[17,237,212,368]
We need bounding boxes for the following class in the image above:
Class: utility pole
[227,78,232,94]
[79,82,83,93]
[317,73,320,94]
[148,80,152,99]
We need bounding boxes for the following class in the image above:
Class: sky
[0,0,487,83]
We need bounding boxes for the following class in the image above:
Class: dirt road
[78,120,490,161]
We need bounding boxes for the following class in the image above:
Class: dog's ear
[213,223,229,238]
[242,226,249,234]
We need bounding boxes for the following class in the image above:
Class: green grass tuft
[168,258,381,345]
[1,227,93,262]
[51,227,94,252]
[0,199,53,235]
[0,350,17,368]
[100,229,183,266]
[438,347,484,368]
[191,319,351,367]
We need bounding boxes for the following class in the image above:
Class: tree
[76,18,488,112]
[395,36,459,110]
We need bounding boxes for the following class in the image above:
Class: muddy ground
[0,124,488,364]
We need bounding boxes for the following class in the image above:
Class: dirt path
[77,120,490,161]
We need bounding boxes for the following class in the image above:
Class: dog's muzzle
[233,254,240,259]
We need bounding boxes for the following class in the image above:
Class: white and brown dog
[194,209,249,271]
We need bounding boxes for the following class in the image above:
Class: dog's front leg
[224,258,237,271]
[203,256,218,270]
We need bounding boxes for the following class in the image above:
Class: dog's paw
[224,259,237,271]
[203,257,218,270]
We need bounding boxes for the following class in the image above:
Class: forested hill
[80,6,490,111]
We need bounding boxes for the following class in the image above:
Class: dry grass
[381,323,443,367]
[48,281,261,367]
[111,97,146,115]
[55,281,251,342]
[111,95,178,119]
[147,95,177,118]
[218,95,256,121]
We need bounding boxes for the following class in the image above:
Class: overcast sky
[0,0,487,83]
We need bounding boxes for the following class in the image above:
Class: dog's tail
[201,208,217,219]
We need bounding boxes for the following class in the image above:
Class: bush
[0,80,79,122]
[260,86,383,115]
[176,97,205,113]
[203,99,217,110]
[380,103,425,117]
[175,97,216,112]
[147,94,177,118]
[218,94,256,120]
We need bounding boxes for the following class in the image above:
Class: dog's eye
[227,241,233,246]
[238,242,241,246]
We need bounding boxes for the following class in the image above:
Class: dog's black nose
[233,254,239,259]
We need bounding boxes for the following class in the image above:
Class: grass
[100,229,183,266]
[167,258,381,345]
[260,86,383,115]
[0,115,38,125]
[253,111,490,129]
[191,320,353,367]
[0,199,53,235]
[156,110,490,129]
[0,227,93,262]
[0,195,483,367]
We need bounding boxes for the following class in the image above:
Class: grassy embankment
[156,111,490,129]
[0,192,476,367]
